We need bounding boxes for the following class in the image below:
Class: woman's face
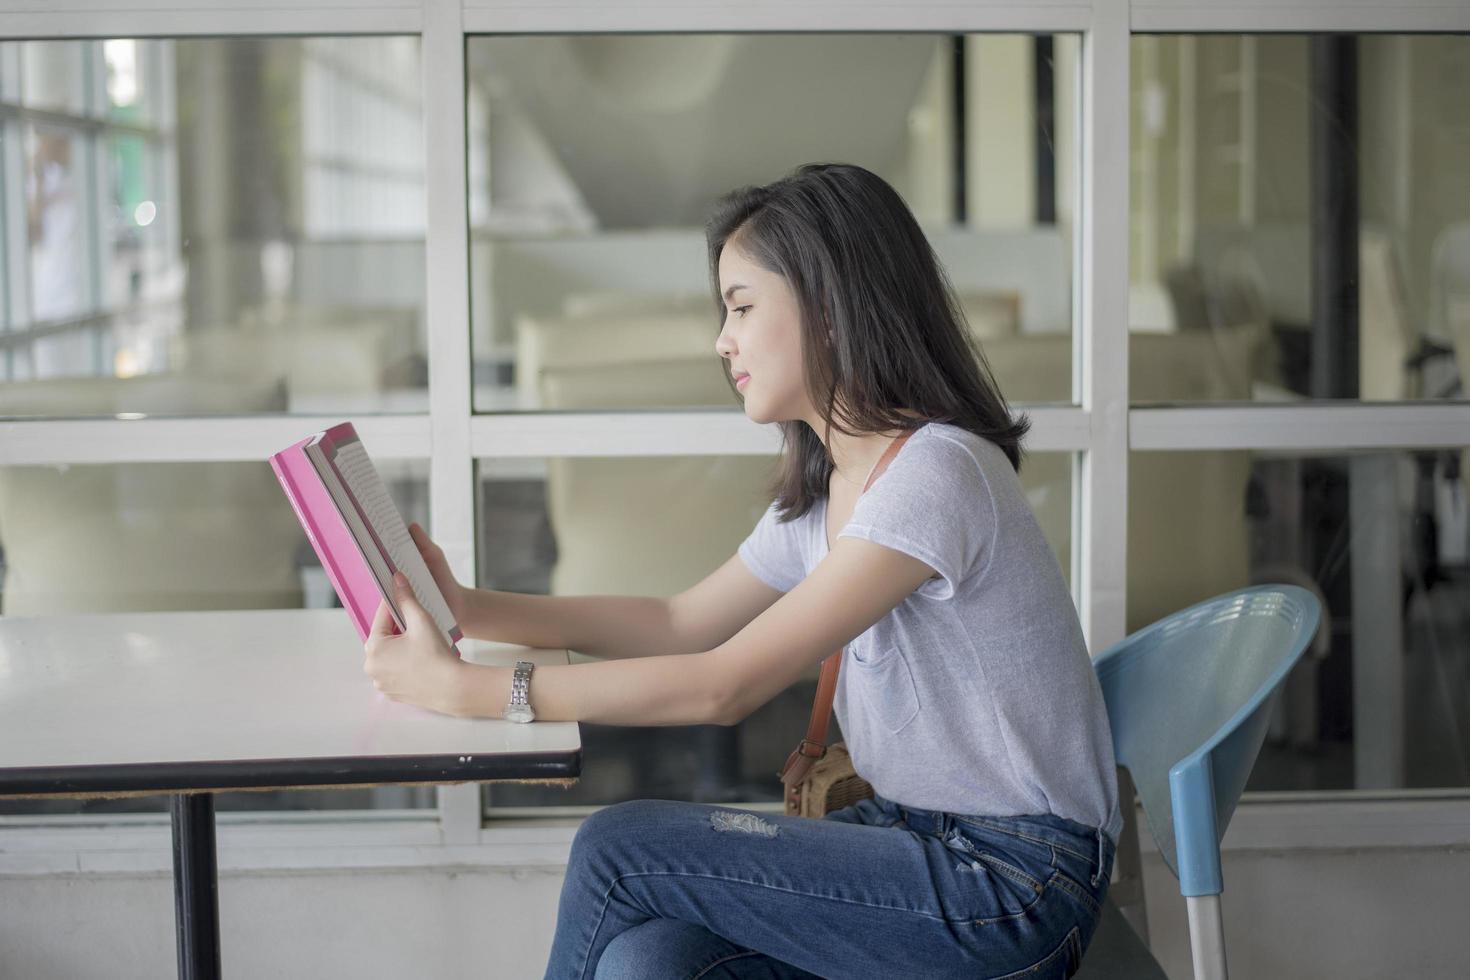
[714,242,812,426]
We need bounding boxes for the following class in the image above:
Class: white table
[0,609,579,980]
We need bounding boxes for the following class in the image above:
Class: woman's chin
[743,401,773,425]
[739,392,796,426]
[746,408,793,427]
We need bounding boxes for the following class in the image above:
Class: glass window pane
[0,36,428,413]
[1130,448,1470,792]
[474,450,1072,810]
[26,124,89,324]
[103,38,163,127]
[20,40,86,114]
[1129,34,1470,404]
[0,455,428,615]
[0,457,432,815]
[466,34,1081,413]
[105,134,159,313]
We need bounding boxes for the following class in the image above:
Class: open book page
[325,440,459,642]
[304,440,401,630]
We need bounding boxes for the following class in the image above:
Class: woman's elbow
[710,693,751,727]
[699,660,750,726]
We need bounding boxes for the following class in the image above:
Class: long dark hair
[705,162,1030,521]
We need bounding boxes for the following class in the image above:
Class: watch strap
[510,660,534,708]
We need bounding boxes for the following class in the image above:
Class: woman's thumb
[409,524,444,566]
[392,572,428,623]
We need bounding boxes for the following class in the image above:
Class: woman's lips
[736,375,750,391]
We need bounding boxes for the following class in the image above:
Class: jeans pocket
[943,832,1051,919]
[1048,869,1102,921]
[990,925,1084,980]
[971,850,1047,895]
[851,644,921,733]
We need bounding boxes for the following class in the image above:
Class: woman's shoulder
[909,421,1010,477]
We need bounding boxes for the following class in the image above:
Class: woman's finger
[368,597,397,639]
[410,522,440,561]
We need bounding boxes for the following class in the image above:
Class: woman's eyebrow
[722,283,749,302]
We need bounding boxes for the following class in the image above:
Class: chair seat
[1073,898,1168,980]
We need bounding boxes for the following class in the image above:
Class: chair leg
[1111,767,1150,944]
[1185,894,1228,980]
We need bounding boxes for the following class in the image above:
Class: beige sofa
[170,304,420,400]
[536,356,772,603]
[0,375,304,615]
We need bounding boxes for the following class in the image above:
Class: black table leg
[170,793,222,980]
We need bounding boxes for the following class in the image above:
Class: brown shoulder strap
[779,428,915,795]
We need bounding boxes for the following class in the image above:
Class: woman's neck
[823,410,925,488]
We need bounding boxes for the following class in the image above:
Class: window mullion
[1077,0,1131,654]
[421,0,481,844]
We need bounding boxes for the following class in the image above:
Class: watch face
[504,704,536,724]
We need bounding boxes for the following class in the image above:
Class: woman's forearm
[451,652,736,726]
[457,588,684,660]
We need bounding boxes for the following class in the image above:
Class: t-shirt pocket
[850,644,921,734]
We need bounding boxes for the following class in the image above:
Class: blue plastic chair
[1077,585,1322,980]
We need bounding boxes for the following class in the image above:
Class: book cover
[269,422,462,654]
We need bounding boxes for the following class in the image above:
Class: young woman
[364,163,1121,979]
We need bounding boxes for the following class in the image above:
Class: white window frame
[0,37,181,379]
[1,0,1468,873]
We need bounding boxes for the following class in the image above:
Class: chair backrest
[514,311,717,409]
[1429,221,1470,394]
[0,372,288,418]
[170,312,417,399]
[1359,227,1416,400]
[1093,585,1321,897]
[534,352,769,608]
[560,290,713,320]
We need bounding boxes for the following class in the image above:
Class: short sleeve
[737,501,808,593]
[837,432,997,601]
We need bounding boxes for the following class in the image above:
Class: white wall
[1141,846,1470,979]
[5,825,1470,979]
[0,865,566,980]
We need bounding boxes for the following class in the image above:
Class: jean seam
[960,869,1057,926]
[973,851,1047,894]
[986,925,1082,980]
[611,869,1002,925]
[955,819,1096,865]
[579,885,622,980]
[690,951,764,980]
[1049,870,1102,921]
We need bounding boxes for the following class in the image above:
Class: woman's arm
[370,528,929,728]
[362,576,733,724]
[459,588,682,660]
[459,551,785,661]
[451,650,730,726]
[443,537,939,725]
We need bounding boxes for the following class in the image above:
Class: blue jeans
[544,794,1114,979]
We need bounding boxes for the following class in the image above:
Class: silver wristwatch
[504,660,536,723]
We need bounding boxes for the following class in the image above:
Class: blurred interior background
[1,32,1467,822]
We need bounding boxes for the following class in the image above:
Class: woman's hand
[408,522,467,626]
[363,572,466,716]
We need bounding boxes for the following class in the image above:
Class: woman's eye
[733,305,752,318]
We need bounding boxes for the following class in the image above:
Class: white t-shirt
[738,421,1123,841]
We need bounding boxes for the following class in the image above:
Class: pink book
[270,422,462,655]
